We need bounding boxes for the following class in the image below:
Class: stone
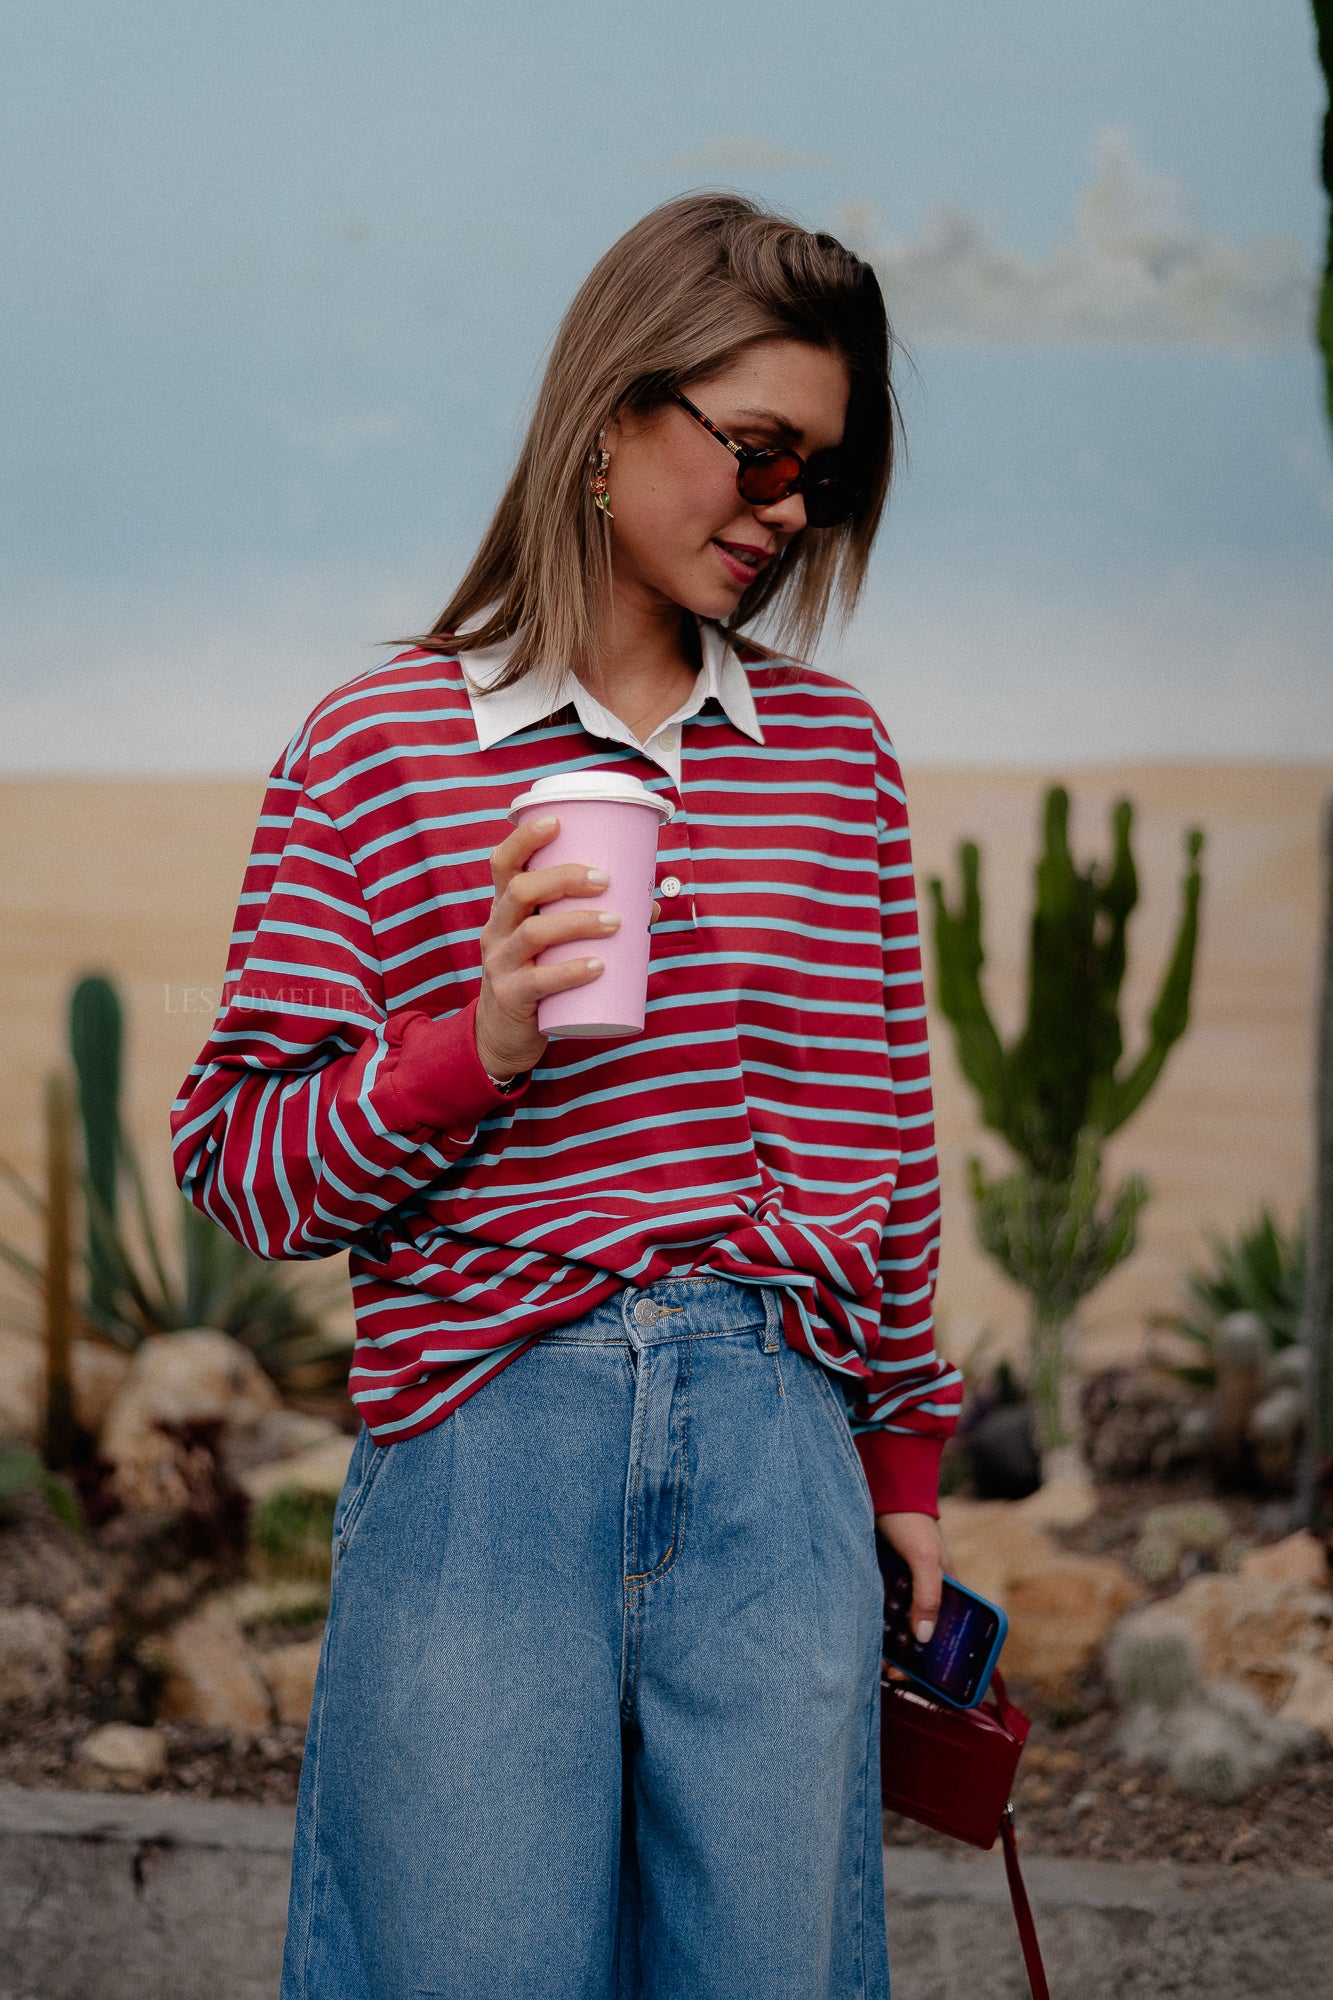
[939,1495,1142,1685]
[76,1723,168,1785]
[239,1434,353,1505]
[153,1601,273,1736]
[0,1605,68,1707]
[1276,1656,1333,1746]
[101,1330,281,1511]
[221,1409,342,1478]
[259,1637,324,1726]
[1239,1530,1330,1591]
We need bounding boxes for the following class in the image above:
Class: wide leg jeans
[280,1276,890,2000]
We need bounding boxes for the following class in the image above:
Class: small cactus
[69,974,123,1322]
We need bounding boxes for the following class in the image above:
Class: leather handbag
[880,1668,1050,2000]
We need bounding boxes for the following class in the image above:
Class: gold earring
[591,447,614,519]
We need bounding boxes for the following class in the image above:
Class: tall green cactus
[930,788,1204,1449]
[68,974,123,1320]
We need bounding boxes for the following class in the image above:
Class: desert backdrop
[1,764,1327,1377]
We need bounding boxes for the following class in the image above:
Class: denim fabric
[280,1277,889,2000]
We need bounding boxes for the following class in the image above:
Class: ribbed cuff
[370,998,526,1138]
[855,1430,943,1519]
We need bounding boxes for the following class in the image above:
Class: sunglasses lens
[803,450,860,527]
[738,452,803,506]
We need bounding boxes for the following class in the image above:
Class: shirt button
[659,875,682,898]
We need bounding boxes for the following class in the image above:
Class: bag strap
[999,1805,1050,2000]
[987,1667,1025,1736]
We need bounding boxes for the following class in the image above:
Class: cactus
[930,788,1204,1450]
[42,1070,78,1471]
[69,974,123,1321]
[1,975,350,1389]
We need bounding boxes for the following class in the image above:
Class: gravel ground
[3,1475,1331,1874]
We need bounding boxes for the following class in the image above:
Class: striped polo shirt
[170,625,963,1515]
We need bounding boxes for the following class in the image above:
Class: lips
[712,539,773,587]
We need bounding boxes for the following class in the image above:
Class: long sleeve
[170,752,520,1260]
[848,731,964,1516]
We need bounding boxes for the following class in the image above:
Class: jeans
[280,1276,890,1999]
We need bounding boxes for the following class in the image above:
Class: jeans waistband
[541,1277,780,1349]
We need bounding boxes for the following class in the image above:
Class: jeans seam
[809,1363,877,1524]
[334,1437,390,1562]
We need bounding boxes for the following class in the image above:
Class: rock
[0,1605,68,1707]
[152,1600,273,1735]
[1014,1474,1096,1534]
[1277,1657,1333,1745]
[1079,1364,1207,1481]
[1148,1572,1321,1709]
[101,1330,281,1510]
[965,1405,1041,1500]
[260,1637,324,1726]
[240,1434,353,1505]
[222,1409,342,1479]
[940,1495,1142,1685]
[76,1723,168,1786]
[1240,1531,1330,1591]
[0,1331,131,1443]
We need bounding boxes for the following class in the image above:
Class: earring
[591,447,614,519]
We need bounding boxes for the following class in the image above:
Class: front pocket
[333,1427,392,1559]
[806,1362,876,1522]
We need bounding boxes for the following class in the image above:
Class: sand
[1,765,1327,1373]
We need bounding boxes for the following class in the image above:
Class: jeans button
[633,1299,660,1326]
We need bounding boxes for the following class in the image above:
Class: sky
[1,0,1329,772]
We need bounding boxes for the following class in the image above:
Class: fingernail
[533,816,557,831]
[586,869,610,888]
[914,1620,935,1645]
[597,911,620,930]
[586,957,604,973]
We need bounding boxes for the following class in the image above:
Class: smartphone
[876,1536,1008,1710]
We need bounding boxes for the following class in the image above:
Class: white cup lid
[508,770,675,822]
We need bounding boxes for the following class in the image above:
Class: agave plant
[1159,1209,1307,1390]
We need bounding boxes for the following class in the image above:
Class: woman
[173,193,962,2000]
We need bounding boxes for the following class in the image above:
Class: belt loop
[760,1287,781,1355]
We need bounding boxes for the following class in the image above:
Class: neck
[584,580,701,743]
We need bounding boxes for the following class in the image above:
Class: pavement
[2,1785,1330,1999]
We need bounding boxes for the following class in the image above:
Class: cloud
[661,136,830,176]
[838,128,1316,351]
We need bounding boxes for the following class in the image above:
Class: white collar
[457,618,765,786]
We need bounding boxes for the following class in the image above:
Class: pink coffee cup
[507,771,675,1038]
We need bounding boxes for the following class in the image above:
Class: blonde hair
[417,193,904,691]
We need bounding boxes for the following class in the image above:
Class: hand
[475,815,660,1080]
[875,1510,949,1651]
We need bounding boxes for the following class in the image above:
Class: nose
[751,489,807,535]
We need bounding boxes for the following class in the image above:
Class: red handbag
[880,1668,1050,2000]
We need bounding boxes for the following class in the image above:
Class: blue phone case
[877,1542,1009,1710]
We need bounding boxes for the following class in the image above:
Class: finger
[490,909,619,983]
[490,816,561,893]
[910,1559,943,1646]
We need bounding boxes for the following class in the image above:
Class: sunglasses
[669,387,863,528]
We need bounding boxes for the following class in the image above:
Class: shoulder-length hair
[416,192,905,693]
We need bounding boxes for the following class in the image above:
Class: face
[602,338,852,623]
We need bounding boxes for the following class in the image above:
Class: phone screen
[878,1545,1001,1708]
